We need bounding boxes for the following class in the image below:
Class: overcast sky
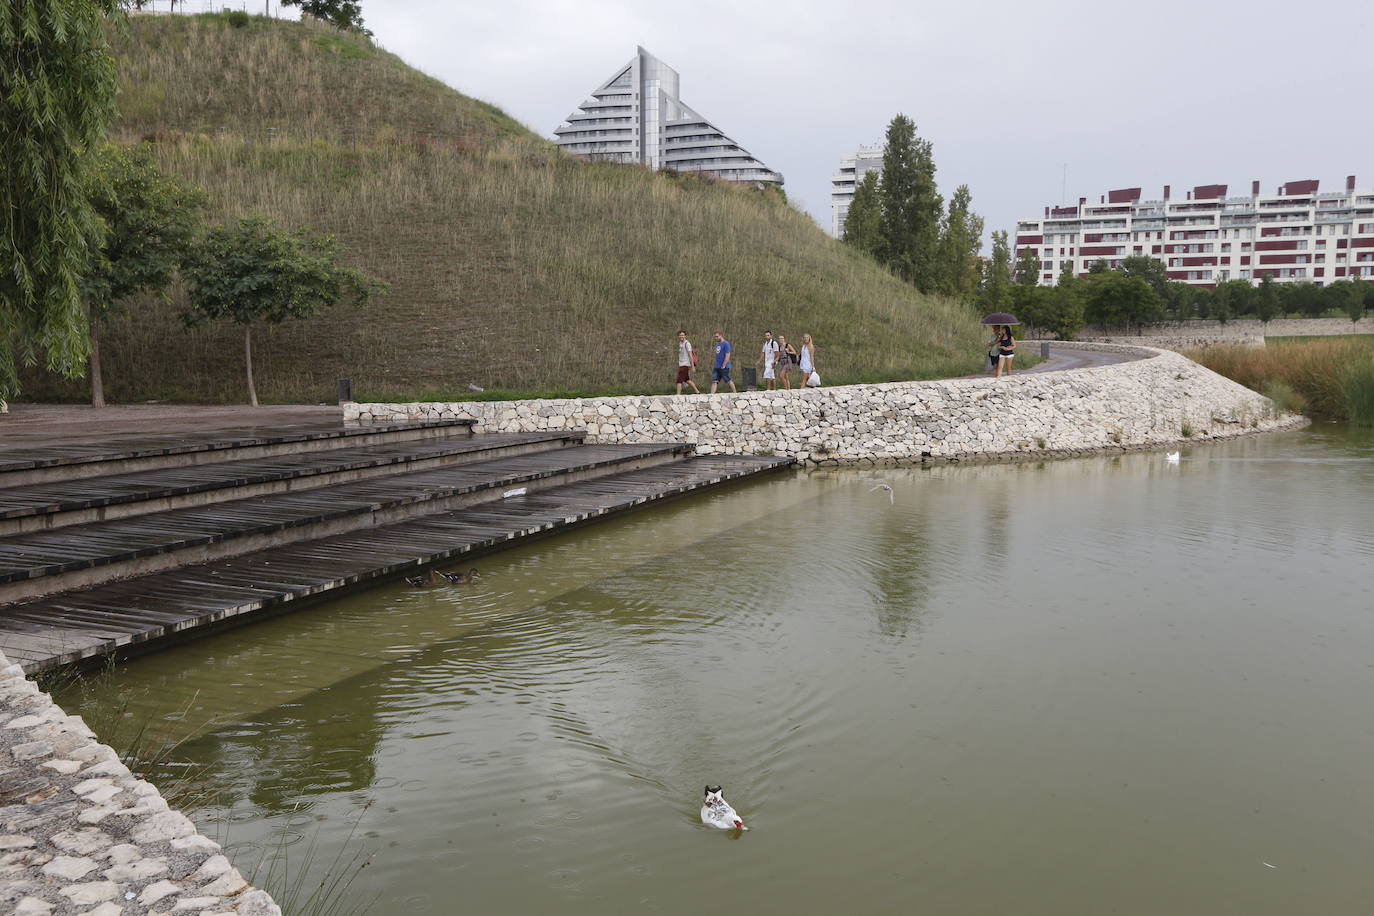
[362,0,1373,246]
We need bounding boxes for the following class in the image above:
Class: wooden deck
[0,454,792,672]
[0,430,578,531]
[0,442,693,603]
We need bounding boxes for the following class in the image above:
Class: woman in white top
[798,333,817,386]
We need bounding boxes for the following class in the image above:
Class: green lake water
[59,423,1374,914]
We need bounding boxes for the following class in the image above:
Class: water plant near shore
[1187,336,1374,424]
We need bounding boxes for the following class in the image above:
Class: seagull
[868,482,894,504]
[1165,452,1180,463]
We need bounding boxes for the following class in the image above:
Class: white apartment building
[1014,177,1374,287]
[829,145,883,237]
[553,47,782,187]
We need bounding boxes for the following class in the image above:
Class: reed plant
[21,13,983,403]
[1188,336,1374,422]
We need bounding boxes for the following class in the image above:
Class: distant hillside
[24,12,984,403]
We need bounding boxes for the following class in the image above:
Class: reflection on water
[60,425,1374,914]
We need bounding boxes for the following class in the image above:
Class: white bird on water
[1165,452,1180,463]
[868,482,894,504]
[701,786,747,831]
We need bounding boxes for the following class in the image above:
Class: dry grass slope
[23,13,984,404]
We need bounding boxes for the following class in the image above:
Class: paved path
[1020,344,1136,373]
[960,343,1137,379]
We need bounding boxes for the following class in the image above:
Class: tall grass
[1188,337,1374,424]
[20,14,983,403]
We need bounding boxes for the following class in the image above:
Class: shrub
[1259,379,1307,417]
[225,10,249,28]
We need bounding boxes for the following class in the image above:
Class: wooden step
[0,455,794,672]
[0,443,691,604]
[0,431,582,536]
[0,418,475,487]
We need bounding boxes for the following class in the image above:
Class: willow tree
[0,0,122,407]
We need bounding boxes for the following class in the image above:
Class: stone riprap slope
[0,650,279,916]
[347,343,1304,463]
[1083,334,1266,351]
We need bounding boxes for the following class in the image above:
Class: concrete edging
[346,341,1305,465]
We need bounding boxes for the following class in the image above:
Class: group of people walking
[676,330,818,395]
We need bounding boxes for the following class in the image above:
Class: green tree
[1,0,122,406]
[1223,279,1254,320]
[1211,279,1253,325]
[82,145,204,407]
[933,184,983,299]
[1192,286,1214,320]
[877,114,942,289]
[1082,272,1160,328]
[282,0,371,35]
[1331,279,1369,323]
[1161,281,1196,321]
[1013,244,1041,286]
[181,217,387,405]
[842,171,882,258]
[1087,259,1110,275]
[1290,283,1326,319]
[980,230,1012,311]
[1119,255,1170,298]
[1057,261,1076,286]
[1255,273,1280,324]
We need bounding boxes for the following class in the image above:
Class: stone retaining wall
[0,649,280,916]
[1083,316,1373,339]
[347,342,1304,464]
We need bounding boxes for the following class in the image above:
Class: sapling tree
[181,217,386,405]
[82,144,204,407]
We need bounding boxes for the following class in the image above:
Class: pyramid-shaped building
[553,47,783,187]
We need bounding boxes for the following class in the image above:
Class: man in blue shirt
[710,330,736,394]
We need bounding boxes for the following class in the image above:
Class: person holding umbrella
[982,313,1019,378]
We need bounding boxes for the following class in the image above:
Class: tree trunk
[89,319,106,408]
[244,325,259,407]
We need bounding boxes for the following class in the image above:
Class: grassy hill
[23,12,985,404]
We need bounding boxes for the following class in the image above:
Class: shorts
[998,351,1014,360]
[763,362,776,380]
[676,366,692,383]
[712,367,731,384]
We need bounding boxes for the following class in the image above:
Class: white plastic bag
[805,371,821,387]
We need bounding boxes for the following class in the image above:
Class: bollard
[337,378,353,404]
[1041,342,1050,359]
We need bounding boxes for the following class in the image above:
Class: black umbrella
[981,313,1020,325]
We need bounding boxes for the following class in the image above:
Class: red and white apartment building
[1014,176,1374,287]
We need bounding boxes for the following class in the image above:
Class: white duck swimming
[1165,451,1180,463]
[701,786,747,831]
